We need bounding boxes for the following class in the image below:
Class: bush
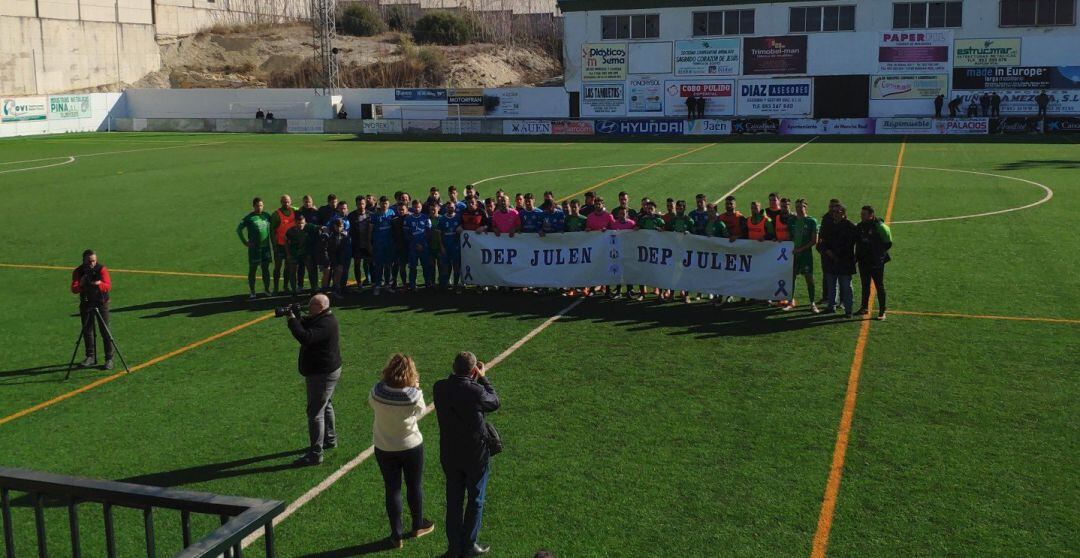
[385,4,413,32]
[338,4,385,37]
[412,10,473,45]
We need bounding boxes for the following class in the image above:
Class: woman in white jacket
[370,353,435,548]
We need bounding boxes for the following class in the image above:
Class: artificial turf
[0,132,1076,557]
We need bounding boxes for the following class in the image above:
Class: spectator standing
[71,249,113,370]
[979,92,992,117]
[369,354,436,548]
[286,294,342,466]
[948,96,962,117]
[434,352,500,558]
[255,108,265,119]
[933,94,944,118]
[696,96,707,119]
[819,204,857,317]
[990,92,1002,117]
[685,95,697,119]
[1036,90,1050,117]
[854,205,892,321]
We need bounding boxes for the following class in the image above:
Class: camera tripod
[65,306,130,380]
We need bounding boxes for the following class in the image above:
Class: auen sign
[594,119,685,136]
[503,120,552,135]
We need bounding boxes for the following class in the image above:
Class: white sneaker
[876,312,887,321]
[781,304,795,311]
[811,303,821,314]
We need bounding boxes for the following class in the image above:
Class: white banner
[286,119,324,133]
[674,39,740,76]
[581,84,625,116]
[737,78,813,116]
[460,230,794,300]
[362,119,403,134]
[627,76,665,114]
[503,120,552,135]
[684,119,732,135]
[664,80,736,117]
[2,97,48,122]
[878,31,951,74]
[954,90,1080,115]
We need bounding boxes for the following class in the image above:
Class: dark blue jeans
[443,461,490,553]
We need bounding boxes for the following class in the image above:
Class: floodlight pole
[310,0,339,95]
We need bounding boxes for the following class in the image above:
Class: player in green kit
[285,213,318,295]
[783,198,820,313]
[564,199,587,232]
[635,201,667,301]
[237,197,273,299]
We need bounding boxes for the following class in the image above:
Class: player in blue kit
[539,200,565,235]
[370,197,396,295]
[436,201,463,290]
[404,199,434,290]
[519,193,544,234]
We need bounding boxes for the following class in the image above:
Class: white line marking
[240,298,585,550]
[0,142,227,168]
[714,136,818,204]
[0,156,75,174]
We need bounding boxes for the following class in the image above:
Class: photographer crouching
[284,293,342,466]
[71,249,113,370]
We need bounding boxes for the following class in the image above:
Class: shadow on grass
[8,449,307,508]
[0,364,71,380]
[994,159,1080,171]
[296,538,404,557]
[110,288,850,338]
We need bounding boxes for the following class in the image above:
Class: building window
[790,5,856,32]
[1000,0,1076,26]
[601,14,660,39]
[692,9,755,36]
[893,2,962,28]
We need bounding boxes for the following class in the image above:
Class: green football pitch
[0,132,1077,557]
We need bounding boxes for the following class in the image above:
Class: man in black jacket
[287,293,342,466]
[433,352,499,557]
[819,204,858,317]
[855,206,893,321]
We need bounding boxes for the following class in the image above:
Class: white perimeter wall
[123,88,336,118]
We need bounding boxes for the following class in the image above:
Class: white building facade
[558,0,1080,118]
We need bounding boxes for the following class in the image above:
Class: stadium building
[558,0,1080,119]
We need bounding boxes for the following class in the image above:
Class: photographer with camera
[433,351,500,557]
[284,293,342,466]
[70,249,113,370]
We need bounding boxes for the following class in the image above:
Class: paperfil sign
[878,31,951,74]
[954,38,1021,67]
[582,43,628,81]
[742,36,807,75]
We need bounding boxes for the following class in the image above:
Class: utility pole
[309,0,339,94]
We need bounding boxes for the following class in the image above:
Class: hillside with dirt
[133,23,562,90]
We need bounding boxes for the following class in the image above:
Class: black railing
[1,467,283,558]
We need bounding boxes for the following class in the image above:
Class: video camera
[274,303,303,318]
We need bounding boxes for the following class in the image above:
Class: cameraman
[286,293,342,466]
[70,249,113,370]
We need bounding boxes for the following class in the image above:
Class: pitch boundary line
[0,156,76,175]
[0,142,228,168]
[553,143,716,204]
[239,298,585,550]
[0,312,275,427]
[890,310,1080,324]
[811,140,905,558]
[0,263,246,280]
[714,137,819,204]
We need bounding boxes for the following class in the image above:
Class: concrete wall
[123,88,337,118]
[154,0,309,38]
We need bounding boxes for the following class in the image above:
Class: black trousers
[375,444,425,540]
[858,263,886,313]
[79,303,112,359]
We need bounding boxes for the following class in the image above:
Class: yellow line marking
[811,139,905,558]
[890,310,1079,325]
[0,313,275,427]
[0,263,246,280]
[555,143,715,203]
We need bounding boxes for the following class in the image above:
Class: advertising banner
[954,90,1080,115]
[47,95,91,119]
[875,117,936,135]
[991,116,1042,134]
[594,119,685,136]
[441,120,484,134]
[448,88,485,116]
[952,66,1080,90]
[362,120,403,134]
[552,120,595,135]
[2,97,48,122]
[732,118,780,134]
[286,119,324,133]
[742,35,807,75]
[1046,116,1080,133]
[581,84,625,117]
[664,80,736,117]
[737,79,812,116]
[878,31,951,74]
[582,43,628,81]
[403,119,442,134]
[503,120,553,135]
[684,119,732,135]
[627,76,665,114]
[674,39,740,76]
[937,118,989,135]
[460,230,794,300]
[871,75,948,99]
[776,118,875,135]
[953,38,1021,67]
[394,89,447,101]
